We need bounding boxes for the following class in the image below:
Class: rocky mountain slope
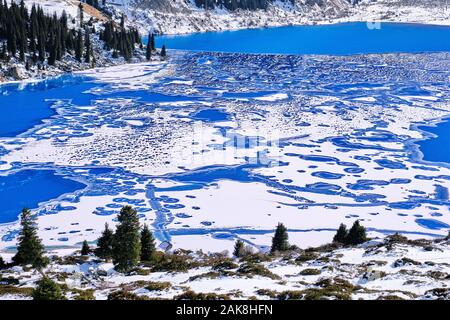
[107,0,450,35]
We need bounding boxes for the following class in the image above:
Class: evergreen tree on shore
[140,224,156,261]
[112,206,141,272]
[160,44,166,58]
[75,29,83,62]
[12,208,47,269]
[346,220,367,245]
[145,31,152,61]
[271,223,289,253]
[84,27,91,63]
[233,239,245,258]
[95,223,114,261]
[149,33,155,51]
[0,256,5,269]
[333,223,348,244]
[81,240,90,255]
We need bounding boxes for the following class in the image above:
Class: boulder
[7,65,26,80]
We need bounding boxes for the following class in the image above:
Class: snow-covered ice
[1,51,449,254]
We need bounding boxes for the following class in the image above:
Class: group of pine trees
[0,0,81,66]
[99,17,143,62]
[78,206,156,272]
[0,1,157,70]
[3,206,157,299]
[332,221,368,245]
[233,220,368,257]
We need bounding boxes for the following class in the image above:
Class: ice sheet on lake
[1,51,450,251]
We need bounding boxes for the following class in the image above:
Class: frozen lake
[1,24,450,252]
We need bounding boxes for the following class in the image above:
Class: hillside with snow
[106,0,450,35]
[1,233,449,300]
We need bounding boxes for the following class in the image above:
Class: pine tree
[271,223,289,253]
[0,44,7,60]
[48,37,57,65]
[120,14,124,30]
[95,223,114,261]
[84,28,91,63]
[75,29,83,62]
[150,33,155,51]
[12,208,47,269]
[32,277,64,300]
[233,239,245,258]
[145,32,152,61]
[346,220,367,245]
[60,10,68,55]
[81,240,90,255]
[78,2,83,28]
[112,206,141,272]
[0,256,5,269]
[160,44,166,58]
[140,224,156,261]
[333,223,348,244]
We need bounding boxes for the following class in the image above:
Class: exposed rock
[7,66,26,80]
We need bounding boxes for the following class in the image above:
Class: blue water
[0,75,98,137]
[157,22,450,55]
[0,170,86,223]
[190,108,230,122]
[417,120,450,164]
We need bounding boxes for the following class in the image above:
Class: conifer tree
[95,223,114,261]
[145,32,152,61]
[112,206,141,272]
[32,277,64,300]
[160,44,166,58]
[75,29,83,62]
[271,223,289,253]
[78,2,83,28]
[333,223,348,244]
[0,44,7,60]
[48,37,57,65]
[140,224,156,261]
[346,220,367,245]
[12,208,47,269]
[81,240,90,255]
[120,14,125,30]
[84,28,91,63]
[150,33,155,51]
[0,256,5,269]
[60,10,68,55]
[233,239,245,258]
